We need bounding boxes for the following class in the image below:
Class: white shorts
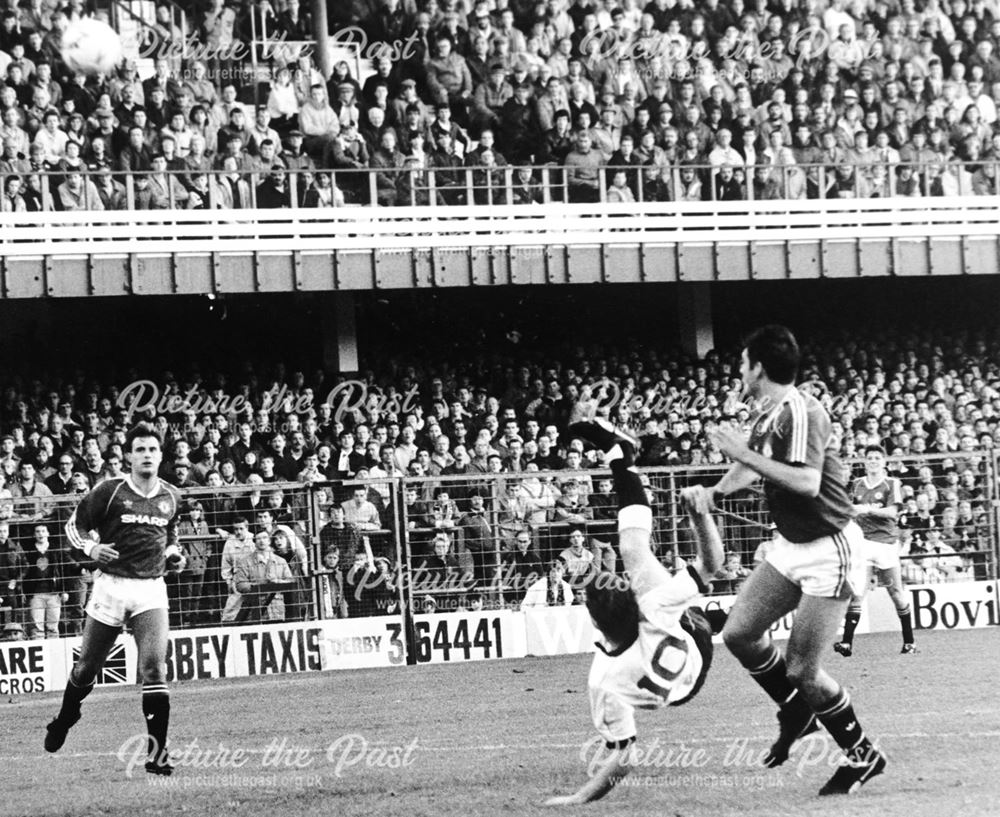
[766,521,867,599]
[864,538,901,572]
[85,571,169,628]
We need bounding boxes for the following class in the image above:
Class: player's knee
[784,656,819,690]
[140,658,166,685]
[721,618,749,655]
[71,663,98,687]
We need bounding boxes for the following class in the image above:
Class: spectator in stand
[248,107,280,157]
[330,80,361,132]
[426,34,474,119]
[213,156,251,209]
[558,526,594,582]
[564,129,601,202]
[281,128,315,187]
[415,531,463,597]
[501,527,541,603]
[2,175,26,211]
[0,519,25,626]
[118,124,153,173]
[23,524,64,639]
[220,516,255,622]
[520,557,574,609]
[500,81,542,162]
[342,484,381,531]
[55,169,102,210]
[271,527,307,621]
[34,109,67,164]
[265,64,300,134]
[318,548,348,618]
[428,130,466,204]
[345,553,397,617]
[177,500,210,625]
[329,122,369,203]
[217,107,253,158]
[1,115,31,163]
[320,503,362,563]
[148,153,189,208]
[303,171,345,207]
[511,165,544,203]
[471,62,513,133]
[185,171,221,210]
[298,84,340,160]
[256,162,291,208]
[234,529,294,622]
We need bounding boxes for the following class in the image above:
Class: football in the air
[61,18,124,76]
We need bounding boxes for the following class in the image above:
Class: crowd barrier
[4,159,998,214]
[1,453,994,646]
[3,195,999,262]
[3,580,995,696]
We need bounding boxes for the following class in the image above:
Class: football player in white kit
[544,421,723,806]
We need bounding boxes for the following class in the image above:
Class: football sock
[842,604,862,646]
[611,458,647,510]
[746,643,797,705]
[58,668,95,719]
[898,605,914,644]
[815,687,876,763]
[142,684,171,763]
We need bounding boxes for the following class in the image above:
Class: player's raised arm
[679,485,725,585]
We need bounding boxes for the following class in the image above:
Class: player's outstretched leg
[833,599,862,658]
[567,419,637,465]
[45,617,120,753]
[568,420,657,580]
[133,608,174,776]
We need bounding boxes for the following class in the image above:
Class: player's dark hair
[586,572,640,648]
[125,422,162,452]
[671,606,714,707]
[864,444,887,456]
[744,324,800,385]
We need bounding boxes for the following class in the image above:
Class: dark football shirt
[748,388,854,543]
[850,475,902,544]
[66,476,181,579]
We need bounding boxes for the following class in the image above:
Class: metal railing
[112,0,189,67]
[0,452,993,639]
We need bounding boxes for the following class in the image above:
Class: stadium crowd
[5,0,1000,208]
[0,325,994,636]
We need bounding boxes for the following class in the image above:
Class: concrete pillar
[677,282,714,358]
[322,292,359,373]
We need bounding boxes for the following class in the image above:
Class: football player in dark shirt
[834,444,916,657]
[44,422,185,776]
[707,326,886,796]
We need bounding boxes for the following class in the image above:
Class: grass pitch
[3,628,998,817]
